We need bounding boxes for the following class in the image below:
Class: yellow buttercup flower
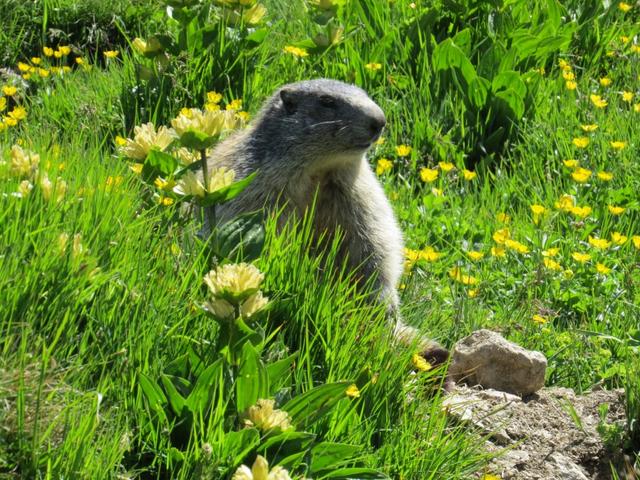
[580,124,598,132]
[590,94,608,107]
[448,267,478,285]
[588,236,611,250]
[532,314,547,324]
[572,137,589,148]
[504,239,529,254]
[570,205,592,218]
[37,68,50,77]
[467,289,479,298]
[599,77,612,87]
[497,212,511,224]
[43,46,54,57]
[493,228,510,244]
[608,205,625,215]
[572,252,591,263]
[438,161,455,172]
[563,159,579,168]
[467,251,484,261]
[571,167,591,183]
[610,141,626,150]
[530,204,546,215]
[622,91,634,102]
[206,91,223,104]
[634,103,640,113]
[395,144,412,157]
[376,158,393,176]
[103,50,119,58]
[75,57,85,65]
[491,245,506,257]
[345,384,360,398]
[420,246,441,262]
[543,258,562,271]
[597,171,613,181]
[462,169,477,180]
[158,196,174,206]
[562,70,575,81]
[283,45,308,57]
[31,56,42,65]
[411,353,432,372]
[595,263,611,275]
[8,106,27,121]
[565,80,577,90]
[226,98,243,111]
[0,97,6,112]
[2,85,17,96]
[365,62,382,71]
[420,167,439,183]
[619,2,632,12]
[632,235,640,249]
[611,232,627,245]
[542,248,559,257]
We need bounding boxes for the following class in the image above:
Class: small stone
[547,452,589,480]
[449,329,547,396]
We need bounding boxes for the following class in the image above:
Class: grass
[1,0,640,478]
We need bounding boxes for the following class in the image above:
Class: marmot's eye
[319,95,337,108]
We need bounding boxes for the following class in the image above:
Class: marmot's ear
[279,88,297,115]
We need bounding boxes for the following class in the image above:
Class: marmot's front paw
[419,346,454,391]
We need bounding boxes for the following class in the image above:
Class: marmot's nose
[368,113,386,137]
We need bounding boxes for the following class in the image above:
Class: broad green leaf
[214,211,265,261]
[491,71,526,98]
[185,359,222,414]
[160,374,186,416]
[310,442,362,474]
[219,428,261,464]
[258,431,316,454]
[493,88,525,119]
[266,352,298,393]
[320,467,388,479]
[198,171,258,207]
[282,382,351,428]
[146,149,180,176]
[432,38,477,84]
[468,76,490,109]
[246,28,268,44]
[139,373,168,413]
[236,342,269,412]
[178,130,218,151]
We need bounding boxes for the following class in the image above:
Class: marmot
[207,79,447,364]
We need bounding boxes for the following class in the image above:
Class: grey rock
[449,329,547,396]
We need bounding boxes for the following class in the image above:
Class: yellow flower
[158,196,174,206]
[345,384,360,398]
[590,94,608,107]
[2,85,17,96]
[563,159,579,168]
[17,179,33,197]
[572,252,591,263]
[562,70,575,81]
[8,106,27,121]
[610,141,626,150]
[632,235,640,249]
[365,62,382,71]
[171,108,239,138]
[173,168,235,197]
[4,117,18,127]
[204,263,264,297]
[595,263,611,275]
[37,68,50,77]
[17,62,30,72]
[467,251,484,261]
[492,228,510,244]
[420,167,439,183]
[543,258,562,271]
[239,291,269,318]
[597,171,613,181]
[420,246,441,262]
[467,288,479,298]
[43,46,54,57]
[154,177,176,192]
[395,145,412,157]
[376,158,393,176]
[283,45,308,57]
[530,204,545,215]
[532,314,547,324]
[103,50,119,58]
[619,2,632,12]
[504,239,529,254]
[497,212,511,224]
[231,455,292,480]
[634,103,640,113]
[599,77,612,87]
[243,399,292,432]
[431,187,443,197]
[58,45,71,56]
[75,57,85,65]
[588,236,611,250]
[204,298,235,319]
[411,353,432,372]
[31,56,42,65]
[558,59,570,69]
[563,269,574,279]
[611,232,627,245]
[462,169,477,180]
[226,99,243,111]
[580,124,598,132]
[438,161,455,172]
[565,81,577,90]
[0,97,6,112]
[375,136,385,145]
[40,174,67,203]
[207,91,223,104]
[570,205,592,218]
[237,111,250,122]
[448,267,478,285]
[622,91,634,102]
[608,205,625,215]
[491,245,506,257]
[9,145,40,177]
[174,147,198,166]
[542,248,560,257]
[571,167,591,183]
[572,137,589,148]
[132,37,162,56]
[129,163,143,175]
[114,135,127,146]
[119,123,175,160]
[480,474,501,480]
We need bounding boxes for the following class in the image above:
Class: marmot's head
[253,79,386,170]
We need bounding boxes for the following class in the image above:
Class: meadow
[0,0,639,478]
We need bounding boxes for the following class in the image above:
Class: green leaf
[139,373,168,414]
[198,171,258,207]
[258,431,316,454]
[319,467,388,479]
[493,88,525,119]
[179,130,218,150]
[146,149,180,177]
[468,76,490,109]
[219,428,261,465]
[282,382,351,429]
[246,28,268,44]
[492,71,527,98]
[185,359,222,414]
[236,342,269,412]
[213,210,265,261]
[160,374,187,416]
[266,352,298,393]
[432,38,477,84]
[310,442,362,474]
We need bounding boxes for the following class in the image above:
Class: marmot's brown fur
[206,79,446,363]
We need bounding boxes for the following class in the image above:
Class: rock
[547,452,589,480]
[449,329,547,396]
